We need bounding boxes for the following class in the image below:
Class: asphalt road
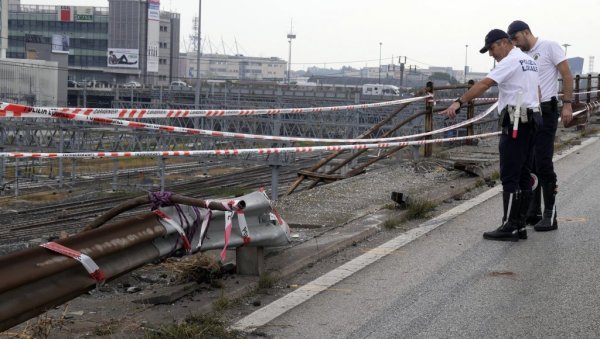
[235,136,600,338]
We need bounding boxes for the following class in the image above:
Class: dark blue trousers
[499,111,540,193]
[532,99,559,185]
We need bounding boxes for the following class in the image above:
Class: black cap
[507,20,530,39]
[479,29,510,53]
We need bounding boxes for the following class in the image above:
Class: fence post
[112,158,119,191]
[466,80,475,145]
[424,81,434,157]
[575,75,581,103]
[587,74,592,103]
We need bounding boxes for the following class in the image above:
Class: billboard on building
[58,6,73,22]
[51,34,70,54]
[148,3,160,21]
[75,6,94,22]
[107,48,139,68]
[146,0,160,73]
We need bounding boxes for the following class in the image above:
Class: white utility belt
[505,105,540,123]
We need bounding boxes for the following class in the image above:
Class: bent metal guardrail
[0,190,290,332]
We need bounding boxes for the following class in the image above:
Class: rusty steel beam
[0,191,290,332]
[286,103,411,195]
[0,215,164,332]
[0,241,159,331]
[306,109,427,190]
[84,194,246,231]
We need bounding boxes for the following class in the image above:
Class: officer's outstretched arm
[441,78,496,119]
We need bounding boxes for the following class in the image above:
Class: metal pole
[464,44,469,83]
[58,127,64,189]
[195,0,202,109]
[270,115,282,201]
[112,158,118,191]
[0,147,4,195]
[562,43,570,56]
[159,157,165,193]
[83,83,87,108]
[287,36,296,84]
[71,159,76,181]
[15,158,19,197]
[378,42,382,84]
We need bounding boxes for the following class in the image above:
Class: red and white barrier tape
[195,209,212,252]
[153,209,192,253]
[436,97,498,102]
[0,96,428,119]
[0,101,497,145]
[204,199,249,262]
[0,131,503,159]
[40,242,106,283]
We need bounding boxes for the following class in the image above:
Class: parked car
[170,80,191,89]
[122,81,142,88]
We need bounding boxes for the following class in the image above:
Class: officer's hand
[440,102,461,119]
[561,104,573,127]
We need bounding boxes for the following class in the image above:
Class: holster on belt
[540,96,558,112]
[499,106,541,134]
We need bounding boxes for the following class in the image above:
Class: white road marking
[231,136,598,332]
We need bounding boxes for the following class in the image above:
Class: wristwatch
[562,99,572,104]
[454,98,464,106]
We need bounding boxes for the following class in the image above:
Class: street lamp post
[194,0,202,110]
[378,42,382,84]
[562,43,571,56]
[464,44,469,83]
[287,32,296,84]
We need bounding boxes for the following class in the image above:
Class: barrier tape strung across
[0,131,502,159]
[435,97,498,102]
[0,101,499,144]
[40,242,106,283]
[0,95,428,119]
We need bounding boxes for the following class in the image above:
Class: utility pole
[378,42,382,84]
[464,44,469,83]
[562,43,571,56]
[194,0,202,109]
[286,20,296,84]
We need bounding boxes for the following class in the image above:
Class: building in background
[0,58,58,106]
[6,0,179,87]
[8,4,110,83]
[179,52,286,82]
[107,0,179,86]
[567,57,584,75]
[0,0,7,58]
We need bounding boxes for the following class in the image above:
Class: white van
[170,80,191,89]
[362,84,400,96]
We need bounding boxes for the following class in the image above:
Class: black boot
[518,190,533,239]
[484,191,521,241]
[525,184,542,225]
[534,182,558,232]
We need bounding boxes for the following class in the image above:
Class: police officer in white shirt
[508,20,573,232]
[443,29,542,241]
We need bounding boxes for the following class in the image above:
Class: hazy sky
[21,0,599,73]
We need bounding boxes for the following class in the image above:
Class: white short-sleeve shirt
[526,38,567,102]
[486,47,540,113]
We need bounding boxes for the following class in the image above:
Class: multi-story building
[180,52,286,82]
[7,0,179,86]
[0,0,7,58]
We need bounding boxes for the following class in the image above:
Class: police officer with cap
[442,29,541,241]
[508,20,573,232]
